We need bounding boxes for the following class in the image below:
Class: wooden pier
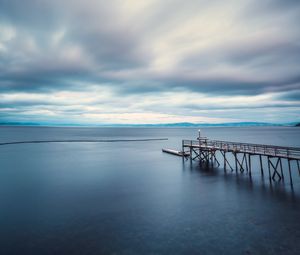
[179,137,300,186]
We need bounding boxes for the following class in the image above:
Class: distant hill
[0,121,42,126]
[118,122,283,127]
[153,122,282,127]
[295,123,300,127]
[0,121,294,127]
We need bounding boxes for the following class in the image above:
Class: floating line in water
[0,138,168,146]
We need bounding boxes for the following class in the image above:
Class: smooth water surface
[0,126,300,254]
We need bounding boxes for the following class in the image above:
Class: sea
[0,126,300,254]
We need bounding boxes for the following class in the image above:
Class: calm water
[0,126,300,254]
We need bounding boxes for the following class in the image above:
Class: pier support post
[267,156,271,181]
[223,152,226,172]
[190,141,192,162]
[212,150,220,167]
[222,151,233,171]
[234,153,238,173]
[242,153,247,173]
[270,157,282,181]
[288,159,293,186]
[259,155,264,176]
[279,158,284,180]
[248,154,252,177]
[234,153,248,173]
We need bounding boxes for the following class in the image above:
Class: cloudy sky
[0,0,300,124]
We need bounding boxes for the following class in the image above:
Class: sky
[0,0,300,125]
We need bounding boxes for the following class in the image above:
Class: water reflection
[184,158,299,205]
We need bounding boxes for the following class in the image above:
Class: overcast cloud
[0,0,300,124]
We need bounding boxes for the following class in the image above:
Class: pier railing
[183,139,300,160]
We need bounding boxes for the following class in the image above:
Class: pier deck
[183,139,300,160]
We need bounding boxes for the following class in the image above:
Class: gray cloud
[276,89,300,101]
[0,0,299,123]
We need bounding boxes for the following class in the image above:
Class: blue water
[0,126,300,254]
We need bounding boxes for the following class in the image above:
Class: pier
[164,133,300,186]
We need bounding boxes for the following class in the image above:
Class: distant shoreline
[0,122,299,128]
